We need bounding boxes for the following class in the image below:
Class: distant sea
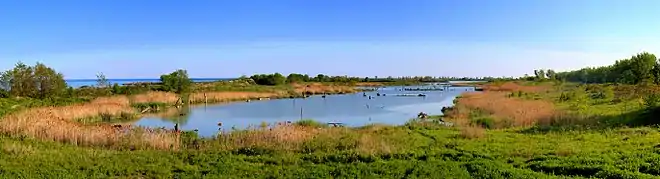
[65,78,234,88]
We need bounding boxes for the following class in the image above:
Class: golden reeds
[0,95,178,150]
[447,92,556,128]
[292,83,358,94]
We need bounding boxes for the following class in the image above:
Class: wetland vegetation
[4,53,660,178]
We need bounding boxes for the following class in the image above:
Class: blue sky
[1,0,659,79]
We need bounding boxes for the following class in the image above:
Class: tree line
[246,73,498,86]
[548,52,660,84]
[0,62,193,100]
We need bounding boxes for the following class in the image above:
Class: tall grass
[446,92,556,128]
[0,96,178,149]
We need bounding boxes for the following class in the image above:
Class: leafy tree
[33,63,66,98]
[286,73,309,83]
[555,52,660,85]
[534,69,546,80]
[0,62,66,98]
[629,52,657,84]
[250,73,286,85]
[546,69,556,80]
[160,69,192,94]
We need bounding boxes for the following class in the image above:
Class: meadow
[1,79,660,178]
[4,61,660,177]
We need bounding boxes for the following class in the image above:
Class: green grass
[5,82,660,178]
[2,122,660,178]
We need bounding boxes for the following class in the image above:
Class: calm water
[65,78,233,88]
[135,85,474,137]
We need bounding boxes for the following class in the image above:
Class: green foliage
[286,73,310,83]
[160,69,192,94]
[250,73,287,85]
[4,124,660,178]
[643,94,660,110]
[0,62,67,99]
[293,119,327,128]
[557,52,660,85]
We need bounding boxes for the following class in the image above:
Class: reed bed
[216,125,319,151]
[292,83,358,94]
[0,95,178,150]
[447,92,557,128]
[208,124,394,154]
[190,91,280,103]
[482,82,550,93]
[130,91,179,104]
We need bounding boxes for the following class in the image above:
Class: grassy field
[3,80,660,178]
[1,120,660,178]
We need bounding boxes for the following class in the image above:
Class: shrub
[294,119,326,128]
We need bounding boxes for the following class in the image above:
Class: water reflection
[135,85,473,137]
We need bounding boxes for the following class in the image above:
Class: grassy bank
[0,82,364,150]
[8,80,660,178]
[1,119,660,178]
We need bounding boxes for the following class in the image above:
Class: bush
[472,117,495,129]
[294,119,326,128]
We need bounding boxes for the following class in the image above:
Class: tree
[546,69,556,80]
[0,62,66,98]
[534,69,546,80]
[32,63,66,98]
[629,52,657,84]
[250,73,287,85]
[96,72,110,88]
[286,73,308,83]
[160,69,192,94]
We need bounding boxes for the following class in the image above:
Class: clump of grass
[293,119,327,128]
[2,142,35,155]
[459,125,485,139]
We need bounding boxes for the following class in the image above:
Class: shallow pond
[135,85,474,137]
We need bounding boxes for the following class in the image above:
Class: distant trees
[285,73,310,83]
[0,62,66,99]
[160,69,192,94]
[555,52,660,85]
[250,73,286,86]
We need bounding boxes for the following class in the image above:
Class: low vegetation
[6,52,660,177]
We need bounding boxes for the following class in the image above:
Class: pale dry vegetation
[447,92,557,128]
[130,91,179,104]
[190,91,281,103]
[211,124,395,155]
[482,82,551,93]
[459,125,485,139]
[0,95,178,150]
[292,83,358,94]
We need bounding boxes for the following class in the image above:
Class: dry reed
[190,92,280,103]
[0,95,178,150]
[459,125,485,139]
[292,83,357,94]
[447,92,557,128]
[482,82,550,93]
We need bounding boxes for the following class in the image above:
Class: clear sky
[1,0,659,79]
